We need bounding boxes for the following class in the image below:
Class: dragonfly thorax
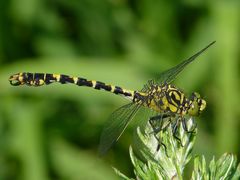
[136,84,206,117]
[137,84,187,115]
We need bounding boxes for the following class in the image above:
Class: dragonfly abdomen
[9,72,136,99]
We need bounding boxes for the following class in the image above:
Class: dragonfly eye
[188,101,199,116]
[188,92,206,116]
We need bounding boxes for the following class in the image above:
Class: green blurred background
[0,0,239,179]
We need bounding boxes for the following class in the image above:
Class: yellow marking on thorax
[138,92,148,97]
[174,91,181,101]
[169,104,177,113]
[161,96,168,110]
[168,84,176,90]
[157,86,162,92]
[180,93,184,104]
[169,91,180,107]
[148,96,178,113]
[147,99,162,112]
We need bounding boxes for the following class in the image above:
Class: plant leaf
[192,153,240,180]
[115,117,197,179]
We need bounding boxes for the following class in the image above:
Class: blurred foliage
[0,0,239,179]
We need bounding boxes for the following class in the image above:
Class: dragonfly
[9,41,215,155]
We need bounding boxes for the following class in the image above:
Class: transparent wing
[157,41,215,84]
[98,103,141,155]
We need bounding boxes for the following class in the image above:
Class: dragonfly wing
[98,103,141,155]
[157,41,215,84]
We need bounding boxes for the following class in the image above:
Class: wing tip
[98,130,116,156]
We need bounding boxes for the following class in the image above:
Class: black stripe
[34,73,45,81]
[77,78,93,87]
[166,93,178,109]
[123,91,132,96]
[26,73,34,82]
[167,90,181,106]
[22,72,28,83]
[32,73,45,86]
[45,74,56,84]
[95,81,104,89]
[59,75,67,84]
[133,92,144,102]
[60,75,74,84]
[95,81,111,91]
[171,91,181,106]
[198,99,202,106]
[113,86,124,95]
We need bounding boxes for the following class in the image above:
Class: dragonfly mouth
[9,73,23,86]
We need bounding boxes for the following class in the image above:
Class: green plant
[114,118,240,180]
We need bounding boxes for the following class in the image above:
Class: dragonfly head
[188,92,206,116]
[9,73,27,86]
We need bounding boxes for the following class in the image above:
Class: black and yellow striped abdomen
[9,72,136,99]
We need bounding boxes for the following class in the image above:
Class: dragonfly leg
[149,114,171,134]
[153,129,169,157]
[156,140,170,157]
[172,119,184,147]
[149,114,171,157]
